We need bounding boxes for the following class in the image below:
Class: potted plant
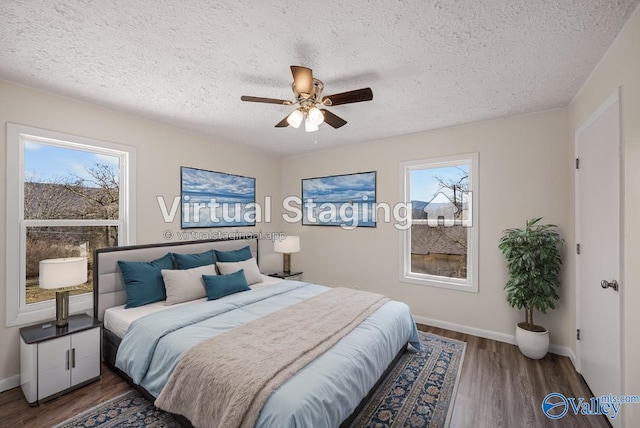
[498,217,563,359]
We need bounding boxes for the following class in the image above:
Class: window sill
[5,295,93,327]
[400,274,478,293]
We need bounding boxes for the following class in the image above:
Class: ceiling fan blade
[320,109,347,129]
[241,95,292,105]
[290,65,314,97]
[322,88,373,106]
[275,116,290,128]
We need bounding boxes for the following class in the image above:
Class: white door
[70,328,101,386]
[575,90,621,426]
[37,335,71,399]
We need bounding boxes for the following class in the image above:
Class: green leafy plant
[498,217,563,332]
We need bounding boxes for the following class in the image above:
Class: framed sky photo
[301,171,376,228]
[181,166,256,228]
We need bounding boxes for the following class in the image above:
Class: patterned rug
[54,331,466,428]
[349,332,466,427]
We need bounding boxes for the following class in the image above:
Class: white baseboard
[0,374,20,393]
[549,344,578,368]
[413,315,578,369]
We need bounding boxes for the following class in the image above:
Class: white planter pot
[515,322,549,359]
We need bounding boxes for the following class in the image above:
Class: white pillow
[216,258,263,285]
[161,264,217,305]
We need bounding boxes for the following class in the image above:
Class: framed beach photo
[301,171,376,228]
[181,167,256,228]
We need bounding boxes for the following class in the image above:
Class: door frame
[574,87,623,390]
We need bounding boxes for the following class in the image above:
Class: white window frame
[6,124,136,327]
[399,153,479,292]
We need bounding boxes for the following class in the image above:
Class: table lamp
[39,257,88,327]
[274,236,300,274]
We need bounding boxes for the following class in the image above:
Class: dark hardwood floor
[0,324,610,428]
[0,364,130,427]
[418,325,611,428]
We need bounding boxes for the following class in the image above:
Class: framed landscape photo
[301,171,376,228]
[181,167,256,228]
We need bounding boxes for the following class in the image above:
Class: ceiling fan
[241,66,373,132]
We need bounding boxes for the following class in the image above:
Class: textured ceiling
[0,1,638,155]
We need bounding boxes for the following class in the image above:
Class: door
[575,90,621,426]
[70,328,101,386]
[37,335,71,399]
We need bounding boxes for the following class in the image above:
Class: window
[400,153,478,292]
[6,124,136,326]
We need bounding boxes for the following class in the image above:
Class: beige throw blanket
[155,287,389,428]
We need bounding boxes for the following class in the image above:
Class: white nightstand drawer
[72,328,100,359]
[38,336,70,372]
[38,364,70,400]
[72,352,100,386]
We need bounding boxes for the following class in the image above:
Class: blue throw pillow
[203,269,250,300]
[214,246,252,262]
[173,250,215,270]
[118,253,173,308]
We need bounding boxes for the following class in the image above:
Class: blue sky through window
[24,141,119,183]
[410,165,469,202]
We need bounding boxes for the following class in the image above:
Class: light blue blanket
[116,281,420,427]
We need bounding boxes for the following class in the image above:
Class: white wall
[569,7,640,426]
[281,108,574,352]
[0,80,283,386]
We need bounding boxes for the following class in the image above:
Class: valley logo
[542,392,624,420]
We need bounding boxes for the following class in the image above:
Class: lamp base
[55,290,69,328]
[283,253,291,275]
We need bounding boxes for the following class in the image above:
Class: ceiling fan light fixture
[308,107,324,126]
[241,65,373,131]
[287,109,304,128]
[305,116,319,132]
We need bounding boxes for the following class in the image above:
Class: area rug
[54,331,466,428]
[349,332,466,428]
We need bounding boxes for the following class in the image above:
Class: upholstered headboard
[93,236,259,322]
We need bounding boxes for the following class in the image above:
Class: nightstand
[20,313,102,405]
[269,271,303,281]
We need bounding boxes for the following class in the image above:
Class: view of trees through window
[410,164,469,279]
[24,142,120,304]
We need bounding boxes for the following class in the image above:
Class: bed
[94,236,420,428]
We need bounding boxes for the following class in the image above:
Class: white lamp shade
[39,257,88,289]
[308,107,324,126]
[287,109,304,128]
[274,236,300,254]
[305,117,319,132]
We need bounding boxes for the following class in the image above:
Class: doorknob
[600,279,619,291]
